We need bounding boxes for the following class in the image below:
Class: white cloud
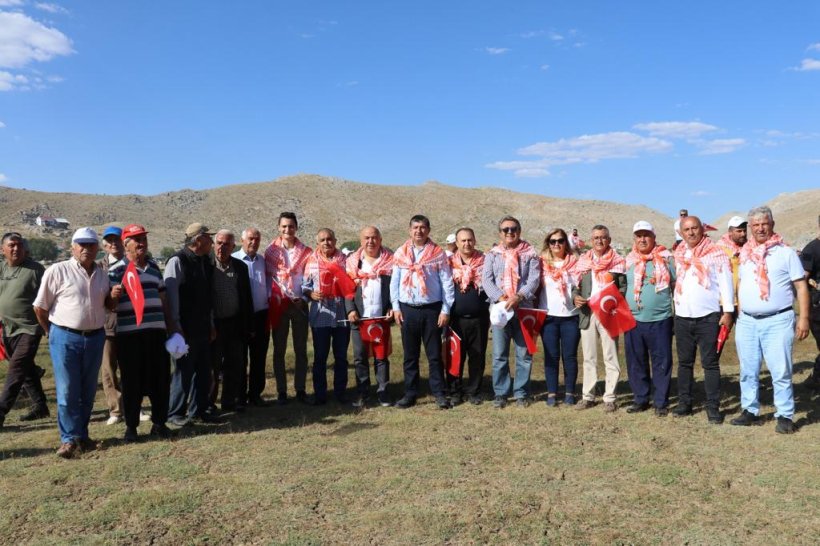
[0,120,5,128]
[0,70,28,90]
[0,0,24,7]
[35,2,69,14]
[487,131,672,177]
[807,43,820,52]
[803,159,820,165]
[0,173,8,183]
[0,11,74,69]
[696,138,746,155]
[690,190,713,197]
[540,64,549,71]
[520,30,544,39]
[792,58,820,71]
[484,47,510,55]
[549,31,564,41]
[633,121,718,139]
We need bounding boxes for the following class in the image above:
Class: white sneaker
[139,412,150,422]
[106,415,122,425]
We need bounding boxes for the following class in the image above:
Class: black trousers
[117,329,170,428]
[674,312,721,410]
[351,326,390,395]
[811,293,820,374]
[399,302,446,398]
[446,313,490,397]
[0,332,47,416]
[210,316,244,409]
[240,310,270,402]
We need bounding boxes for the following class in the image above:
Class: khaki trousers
[580,314,621,403]
[100,336,123,417]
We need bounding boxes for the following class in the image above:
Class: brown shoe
[575,399,595,410]
[56,441,77,459]
[603,402,617,413]
[78,438,99,452]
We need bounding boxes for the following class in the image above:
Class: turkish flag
[517,308,547,354]
[442,327,462,376]
[587,282,636,338]
[328,263,357,299]
[122,261,145,326]
[0,324,7,360]
[268,280,289,331]
[704,223,718,232]
[359,318,392,360]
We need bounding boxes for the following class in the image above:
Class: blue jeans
[168,336,211,419]
[492,318,533,399]
[735,311,795,419]
[311,326,350,402]
[540,315,580,396]
[49,325,105,444]
[624,317,673,408]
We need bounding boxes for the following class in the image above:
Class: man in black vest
[165,223,216,425]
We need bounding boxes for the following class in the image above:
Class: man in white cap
[716,215,748,313]
[445,233,457,257]
[623,221,676,416]
[33,228,117,458]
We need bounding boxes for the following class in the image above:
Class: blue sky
[1,1,818,221]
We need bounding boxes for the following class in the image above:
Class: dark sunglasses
[500,226,520,234]
[548,238,566,245]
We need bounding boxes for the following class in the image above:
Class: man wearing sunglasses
[482,216,540,408]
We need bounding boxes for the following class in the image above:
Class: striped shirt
[108,258,167,333]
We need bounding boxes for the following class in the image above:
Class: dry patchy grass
[0,335,818,545]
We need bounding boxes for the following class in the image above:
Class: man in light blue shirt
[390,214,455,409]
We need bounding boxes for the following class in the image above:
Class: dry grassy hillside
[716,188,820,248]
[0,175,675,253]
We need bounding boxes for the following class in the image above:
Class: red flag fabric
[327,262,357,299]
[442,327,462,376]
[0,324,7,361]
[704,223,718,232]
[122,261,145,326]
[517,308,547,354]
[716,324,729,355]
[359,318,392,360]
[268,280,290,331]
[587,281,637,338]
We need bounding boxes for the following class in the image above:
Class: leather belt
[742,306,792,320]
[53,324,104,337]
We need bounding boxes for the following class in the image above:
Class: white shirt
[283,247,305,300]
[360,260,383,318]
[674,247,735,318]
[33,258,109,331]
[233,249,269,312]
[537,260,578,317]
[738,244,804,315]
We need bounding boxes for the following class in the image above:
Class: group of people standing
[0,206,817,458]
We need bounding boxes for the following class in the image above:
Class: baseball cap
[72,227,99,244]
[728,216,747,229]
[122,224,149,239]
[445,233,457,244]
[632,221,654,234]
[102,226,122,239]
[185,223,214,238]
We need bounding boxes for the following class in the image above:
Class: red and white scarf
[489,240,537,299]
[393,239,448,298]
[739,233,785,301]
[625,244,672,308]
[673,235,727,296]
[716,233,743,258]
[540,253,578,312]
[450,251,485,293]
[346,247,394,288]
[265,237,312,295]
[576,248,626,284]
[304,249,347,298]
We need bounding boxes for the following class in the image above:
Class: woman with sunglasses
[537,228,581,406]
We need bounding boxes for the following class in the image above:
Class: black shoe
[334,395,349,405]
[36,365,46,379]
[730,410,761,427]
[351,396,368,408]
[469,395,483,406]
[124,427,139,443]
[627,402,650,414]
[655,407,668,417]
[435,396,452,410]
[235,404,246,413]
[706,407,724,425]
[395,395,416,409]
[248,397,269,407]
[672,404,692,417]
[277,392,288,405]
[167,415,190,427]
[309,396,327,406]
[515,397,531,408]
[492,396,507,409]
[19,407,50,421]
[205,404,219,416]
[295,390,308,403]
[193,412,220,424]
[775,416,797,434]
[377,391,393,407]
[0,413,4,429]
[449,394,464,407]
[150,423,173,438]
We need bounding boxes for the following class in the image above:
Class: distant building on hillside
[35,215,70,229]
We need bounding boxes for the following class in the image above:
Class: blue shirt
[233,249,269,312]
[389,243,455,314]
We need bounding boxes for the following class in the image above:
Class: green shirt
[625,258,675,323]
[0,258,45,337]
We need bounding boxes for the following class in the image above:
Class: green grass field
[1,333,818,545]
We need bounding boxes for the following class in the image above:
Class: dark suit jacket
[571,270,627,330]
[226,257,254,340]
[343,270,392,330]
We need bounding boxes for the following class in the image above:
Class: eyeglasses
[548,238,566,245]
[500,226,520,234]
